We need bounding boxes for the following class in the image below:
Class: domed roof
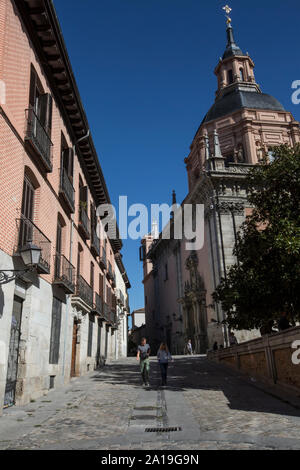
[202,89,286,125]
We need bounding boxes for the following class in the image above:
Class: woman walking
[157,343,173,386]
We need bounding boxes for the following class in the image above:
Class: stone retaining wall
[208,326,300,394]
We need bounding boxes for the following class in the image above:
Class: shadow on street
[91,356,300,420]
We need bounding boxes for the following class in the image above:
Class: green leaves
[213,144,300,331]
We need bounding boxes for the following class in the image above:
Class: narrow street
[1,356,300,450]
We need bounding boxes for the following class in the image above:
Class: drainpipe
[62,130,90,378]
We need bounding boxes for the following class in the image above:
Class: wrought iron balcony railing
[107,262,116,286]
[25,108,53,172]
[116,289,125,306]
[14,216,51,274]
[91,226,100,257]
[59,168,75,213]
[75,275,93,308]
[111,311,118,329]
[99,247,107,270]
[78,208,90,240]
[53,253,75,294]
[92,292,103,316]
[103,301,110,322]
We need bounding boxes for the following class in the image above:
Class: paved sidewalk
[1,356,300,450]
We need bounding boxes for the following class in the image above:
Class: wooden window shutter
[29,67,37,108]
[38,93,53,135]
[90,262,94,290]
[79,185,88,205]
[67,147,74,179]
[99,274,104,298]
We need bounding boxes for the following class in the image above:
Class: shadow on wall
[90,356,300,420]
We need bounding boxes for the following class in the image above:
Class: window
[21,177,35,221]
[99,273,104,299]
[49,298,62,364]
[228,70,234,84]
[54,217,64,279]
[77,244,83,277]
[29,66,52,136]
[19,177,35,248]
[87,314,94,357]
[90,202,97,233]
[90,262,94,291]
[79,177,88,213]
[239,68,245,81]
[61,133,74,182]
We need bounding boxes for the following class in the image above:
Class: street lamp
[0,242,41,285]
[19,242,41,266]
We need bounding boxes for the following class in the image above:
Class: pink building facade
[0,0,130,414]
[141,20,300,355]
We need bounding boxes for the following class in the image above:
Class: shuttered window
[99,273,104,298]
[90,262,94,292]
[19,177,35,248]
[49,298,62,364]
[29,66,53,137]
[61,133,74,181]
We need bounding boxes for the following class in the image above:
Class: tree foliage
[213,144,300,331]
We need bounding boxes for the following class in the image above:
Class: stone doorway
[4,296,23,408]
[70,319,78,377]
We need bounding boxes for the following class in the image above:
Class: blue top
[157,349,172,364]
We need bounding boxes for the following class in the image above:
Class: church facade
[141,14,300,355]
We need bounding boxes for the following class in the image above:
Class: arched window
[228,70,233,84]
[239,68,245,81]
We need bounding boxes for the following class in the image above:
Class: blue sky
[53,0,300,313]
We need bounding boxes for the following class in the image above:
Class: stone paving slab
[1,356,300,450]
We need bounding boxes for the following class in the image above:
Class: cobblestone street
[1,356,300,450]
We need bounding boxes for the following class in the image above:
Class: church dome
[202,89,286,124]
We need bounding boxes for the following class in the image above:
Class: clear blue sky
[53,0,300,313]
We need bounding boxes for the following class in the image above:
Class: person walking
[137,338,151,387]
[229,332,238,346]
[157,343,172,386]
[186,339,193,355]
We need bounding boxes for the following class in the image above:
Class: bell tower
[185,4,300,194]
[215,5,260,99]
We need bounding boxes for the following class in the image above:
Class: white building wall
[115,264,128,358]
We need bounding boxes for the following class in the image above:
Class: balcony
[111,311,118,329]
[53,254,75,294]
[92,292,103,317]
[59,168,75,213]
[91,226,100,257]
[107,262,116,286]
[99,247,107,270]
[72,275,93,311]
[25,108,53,172]
[14,216,51,274]
[103,301,110,322]
[78,208,90,240]
[116,289,125,306]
